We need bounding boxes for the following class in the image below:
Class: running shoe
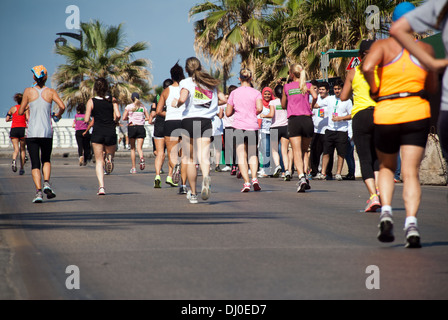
[305,178,311,190]
[105,154,114,174]
[377,212,394,243]
[221,165,232,172]
[186,190,198,204]
[237,170,242,179]
[201,176,211,200]
[12,160,17,172]
[214,165,222,172]
[32,191,43,203]
[272,165,282,178]
[335,174,343,181]
[97,187,106,196]
[297,177,307,193]
[19,168,25,175]
[404,223,422,248]
[139,157,145,170]
[130,168,137,174]
[43,181,56,199]
[284,170,291,181]
[230,166,237,176]
[79,156,84,166]
[154,175,161,188]
[257,169,268,178]
[241,182,251,193]
[365,195,381,213]
[178,185,188,194]
[315,172,326,180]
[173,164,180,184]
[252,178,261,191]
[343,174,355,180]
[166,176,178,187]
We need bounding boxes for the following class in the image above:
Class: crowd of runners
[5,1,448,249]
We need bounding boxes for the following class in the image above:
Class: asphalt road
[1,155,448,301]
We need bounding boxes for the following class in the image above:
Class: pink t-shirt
[74,113,88,131]
[284,82,312,117]
[270,98,288,128]
[227,86,262,131]
[125,103,147,125]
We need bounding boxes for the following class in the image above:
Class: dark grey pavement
[1,152,448,300]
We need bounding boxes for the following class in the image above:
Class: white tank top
[26,87,53,138]
[165,85,185,121]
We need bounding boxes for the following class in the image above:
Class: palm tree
[53,20,152,113]
[189,0,284,88]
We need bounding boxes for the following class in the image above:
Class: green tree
[53,20,152,113]
[190,0,285,88]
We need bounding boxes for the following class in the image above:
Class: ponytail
[185,57,221,90]
[290,64,308,94]
[132,98,143,112]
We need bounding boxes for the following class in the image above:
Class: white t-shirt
[212,105,224,136]
[270,98,288,128]
[326,97,352,132]
[312,95,332,134]
[180,77,219,119]
[165,85,185,121]
[259,105,272,134]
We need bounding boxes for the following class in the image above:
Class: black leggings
[76,130,91,159]
[26,138,53,170]
[352,108,379,181]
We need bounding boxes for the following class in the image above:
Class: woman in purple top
[281,64,317,192]
[72,103,92,166]
[226,68,263,192]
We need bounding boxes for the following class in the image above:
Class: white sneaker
[221,165,231,172]
[186,190,198,204]
[335,174,343,181]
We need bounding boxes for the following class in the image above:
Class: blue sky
[0,0,240,117]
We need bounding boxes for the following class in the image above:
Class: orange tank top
[375,48,430,125]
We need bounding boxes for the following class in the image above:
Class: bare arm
[113,101,121,122]
[225,103,234,118]
[261,104,275,119]
[308,86,318,109]
[281,90,287,109]
[5,106,15,122]
[157,88,168,117]
[340,69,355,101]
[51,89,66,119]
[362,42,383,100]
[18,88,31,116]
[84,98,93,123]
[175,88,189,107]
[390,17,448,73]
[255,98,263,115]
[217,91,228,105]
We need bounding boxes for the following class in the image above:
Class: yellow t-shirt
[351,65,378,118]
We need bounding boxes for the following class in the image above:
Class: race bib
[275,105,283,110]
[288,88,303,96]
[318,108,325,118]
[194,86,214,108]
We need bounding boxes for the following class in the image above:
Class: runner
[152,79,172,188]
[72,103,91,166]
[84,77,121,196]
[226,68,263,192]
[390,0,448,160]
[173,57,227,203]
[18,65,66,203]
[341,40,381,212]
[363,2,439,248]
[258,87,274,178]
[123,92,150,174]
[264,84,293,180]
[6,93,28,175]
[156,63,187,192]
[281,64,318,192]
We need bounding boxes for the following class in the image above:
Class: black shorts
[288,115,314,138]
[153,121,165,139]
[91,127,117,146]
[270,125,289,143]
[181,117,213,139]
[26,138,53,170]
[374,118,430,154]
[164,120,183,138]
[10,127,26,139]
[323,130,348,157]
[128,125,146,139]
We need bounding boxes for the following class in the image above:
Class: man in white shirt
[320,79,353,180]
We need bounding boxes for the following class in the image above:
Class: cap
[31,65,47,79]
[359,39,375,55]
[131,92,140,100]
[392,2,416,22]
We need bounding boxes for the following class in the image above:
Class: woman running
[72,103,91,166]
[156,63,187,192]
[6,93,28,175]
[18,65,66,203]
[85,77,121,195]
[341,40,381,212]
[123,92,150,174]
[263,84,293,180]
[363,2,439,248]
[151,79,172,188]
[173,57,227,203]
[281,64,317,192]
[226,68,263,192]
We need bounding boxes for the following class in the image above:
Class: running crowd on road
[5,1,448,249]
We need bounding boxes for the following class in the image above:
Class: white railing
[0,119,154,149]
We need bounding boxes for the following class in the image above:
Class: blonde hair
[185,57,221,90]
[290,64,308,94]
[239,68,252,82]
[132,97,143,112]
